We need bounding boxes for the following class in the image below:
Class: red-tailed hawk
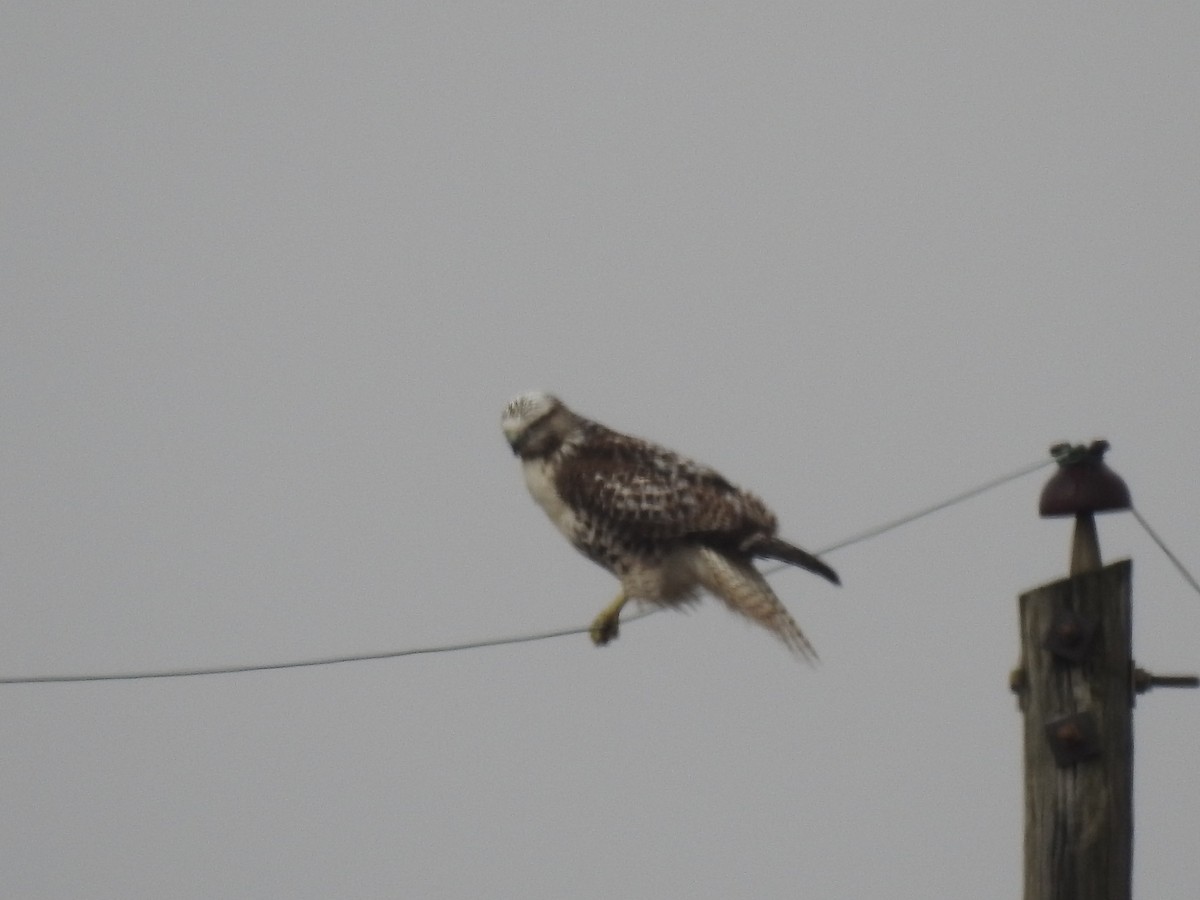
[501,392,839,661]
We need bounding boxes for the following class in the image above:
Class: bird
[501,392,839,661]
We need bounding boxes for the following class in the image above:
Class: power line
[0,609,657,684]
[0,455,1060,685]
[1131,506,1200,598]
[766,455,1055,571]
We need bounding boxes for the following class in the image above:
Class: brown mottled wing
[554,427,774,544]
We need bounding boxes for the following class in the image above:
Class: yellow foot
[589,610,621,646]
[589,592,628,647]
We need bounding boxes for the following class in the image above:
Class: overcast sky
[3,4,1198,898]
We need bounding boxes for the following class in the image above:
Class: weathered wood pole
[1016,441,1134,900]
[1017,560,1133,900]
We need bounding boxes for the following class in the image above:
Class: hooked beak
[507,430,529,456]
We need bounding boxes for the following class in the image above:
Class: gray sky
[3,4,1198,898]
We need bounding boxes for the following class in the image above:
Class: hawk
[501,392,839,661]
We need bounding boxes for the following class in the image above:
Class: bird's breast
[521,457,579,539]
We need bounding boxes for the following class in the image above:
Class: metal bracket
[1133,666,1200,695]
[1044,712,1101,767]
[1042,609,1096,663]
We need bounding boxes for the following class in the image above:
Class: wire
[0,609,662,684]
[768,455,1055,572]
[1131,506,1200,598]
[0,455,1053,685]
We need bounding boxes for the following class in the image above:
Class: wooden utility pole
[1017,560,1132,900]
[1013,442,1196,900]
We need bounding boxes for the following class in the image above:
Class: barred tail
[695,548,820,663]
[748,536,840,586]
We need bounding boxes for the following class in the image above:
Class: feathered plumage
[502,392,838,661]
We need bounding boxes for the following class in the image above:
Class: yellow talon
[589,592,628,646]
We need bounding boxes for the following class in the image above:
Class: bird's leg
[589,591,628,647]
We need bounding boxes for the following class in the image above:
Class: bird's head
[502,391,576,458]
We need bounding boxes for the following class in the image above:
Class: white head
[501,391,569,457]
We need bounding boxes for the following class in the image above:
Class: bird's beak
[506,430,528,456]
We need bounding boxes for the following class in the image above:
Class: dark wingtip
[753,535,841,586]
[814,562,840,587]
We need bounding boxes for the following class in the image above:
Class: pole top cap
[1039,441,1131,517]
